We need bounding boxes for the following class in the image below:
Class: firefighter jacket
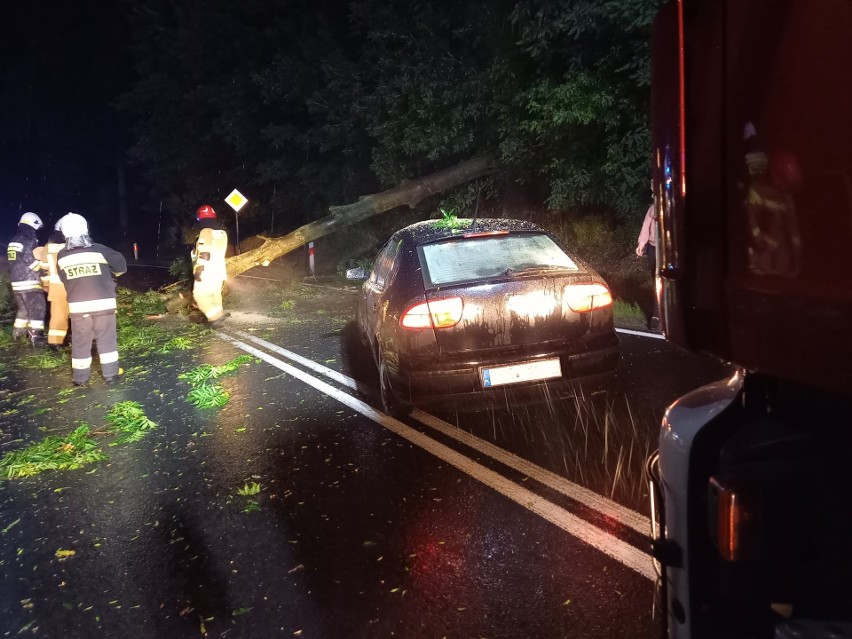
[7,224,43,293]
[57,243,127,316]
[40,233,67,301]
[192,227,228,288]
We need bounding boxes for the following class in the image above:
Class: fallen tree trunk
[224,153,497,278]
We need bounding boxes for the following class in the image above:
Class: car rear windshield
[419,232,578,287]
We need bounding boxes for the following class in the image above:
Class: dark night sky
[0,1,132,242]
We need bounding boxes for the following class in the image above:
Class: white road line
[234,328,650,535]
[233,330,369,393]
[410,410,650,534]
[218,333,655,581]
[615,327,666,340]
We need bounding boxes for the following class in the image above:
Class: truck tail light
[564,283,613,312]
[712,478,743,561]
[401,297,463,329]
[709,477,758,562]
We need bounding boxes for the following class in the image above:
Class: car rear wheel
[379,357,412,418]
[355,307,370,346]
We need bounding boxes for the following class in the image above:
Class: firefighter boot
[104,368,125,386]
[208,312,231,329]
[12,327,28,341]
[28,329,47,347]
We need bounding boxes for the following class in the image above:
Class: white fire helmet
[57,212,89,238]
[19,212,43,230]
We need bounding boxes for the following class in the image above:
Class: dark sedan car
[352,218,620,415]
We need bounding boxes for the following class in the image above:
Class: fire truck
[647,1,852,637]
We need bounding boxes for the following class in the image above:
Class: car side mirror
[346,267,369,280]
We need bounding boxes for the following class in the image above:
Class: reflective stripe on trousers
[69,312,119,384]
[13,291,47,332]
[72,357,93,370]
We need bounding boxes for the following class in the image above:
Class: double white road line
[218,330,655,582]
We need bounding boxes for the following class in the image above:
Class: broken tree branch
[224,153,497,278]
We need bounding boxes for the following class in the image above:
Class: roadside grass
[612,299,645,325]
[0,425,106,479]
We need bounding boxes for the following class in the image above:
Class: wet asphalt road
[0,276,732,638]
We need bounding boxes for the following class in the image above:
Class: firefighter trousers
[47,288,69,346]
[193,278,226,322]
[70,312,119,385]
[13,290,46,333]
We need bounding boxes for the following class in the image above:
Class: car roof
[395,218,548,246]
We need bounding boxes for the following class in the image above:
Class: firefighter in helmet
[8,212,47,345]
[192,205,229,327]
[38,223,70,349]
[56,213,127,386]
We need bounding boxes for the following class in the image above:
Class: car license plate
[481,358,562,388]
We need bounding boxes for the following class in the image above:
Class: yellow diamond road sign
[225,189,248,212]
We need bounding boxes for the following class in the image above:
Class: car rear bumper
[389,338,620,410]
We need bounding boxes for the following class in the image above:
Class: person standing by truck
[635,183,659,331]
[56,213,126,386]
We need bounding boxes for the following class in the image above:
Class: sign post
[224,189,248,255]
[308,241,315,275]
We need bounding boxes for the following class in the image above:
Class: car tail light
[401,297,464,329]
[564,283,613,312]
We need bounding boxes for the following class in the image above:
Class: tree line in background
[120,0,658,244]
